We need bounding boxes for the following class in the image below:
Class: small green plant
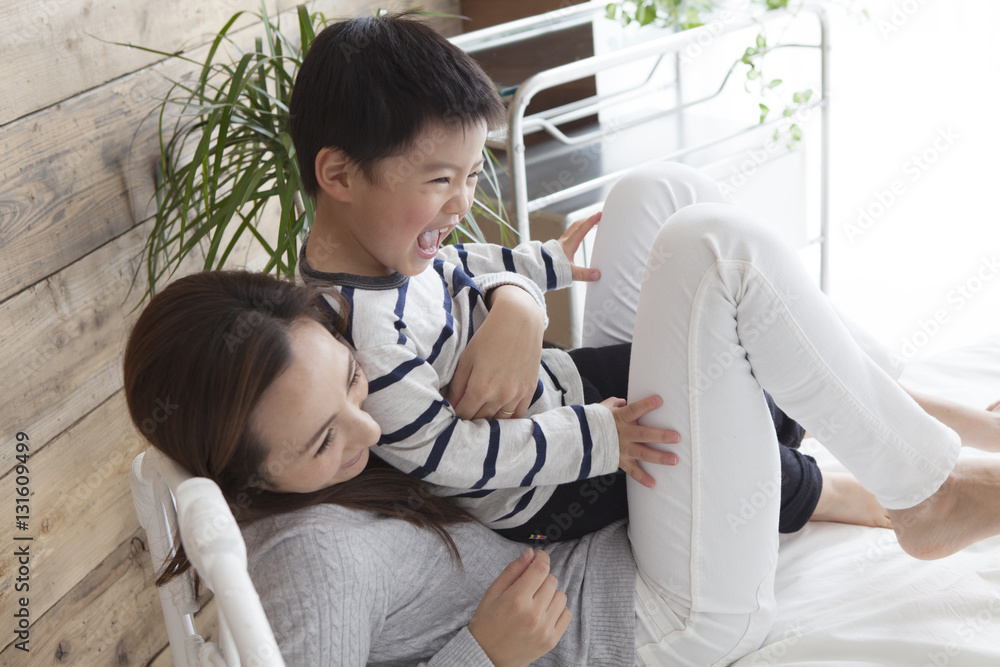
[604,1,863,146]
[126,4,512,303]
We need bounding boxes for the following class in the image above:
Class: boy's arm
[438,212,602,299]
[359,342,621,492]
[444,213,603,420]
[447,284,546,420]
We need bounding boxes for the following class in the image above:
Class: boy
[288,13,840,541]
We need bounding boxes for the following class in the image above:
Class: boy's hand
[448,285,544,420]
[601,395,680,488]
[558,211,602,282]
[469,549,571,667]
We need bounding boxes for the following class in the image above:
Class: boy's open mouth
[417,226,452,255]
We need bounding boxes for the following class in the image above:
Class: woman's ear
[246,471,272,492]
[315,148,353,202]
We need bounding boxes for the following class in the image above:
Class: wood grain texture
[2,219,169,477]
[0,0,282,126]
[0,0,459,126]
[0,528,164,665]
[0,393,147,642]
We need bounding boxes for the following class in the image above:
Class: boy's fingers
[630,442,678,466]
[560,211,601,254]
[634,426,680,446]
[570,264,601,282]
[566,211,601,239]
[622,460,655,488]
[622,395,663,420]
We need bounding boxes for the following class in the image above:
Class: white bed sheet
[737,335,1000,666]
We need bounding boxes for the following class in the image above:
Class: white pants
[580,163,961,665]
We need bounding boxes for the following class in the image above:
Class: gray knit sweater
[243,504,636,666]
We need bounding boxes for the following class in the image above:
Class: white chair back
[130,448,285,667]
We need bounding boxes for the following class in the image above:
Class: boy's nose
[446,186,473,217]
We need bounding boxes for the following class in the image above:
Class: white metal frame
[130,448,285,667]
[453,1,831,292]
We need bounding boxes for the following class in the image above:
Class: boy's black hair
[289,13,507,197]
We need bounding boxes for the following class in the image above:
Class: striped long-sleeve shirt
[299,238,620,529]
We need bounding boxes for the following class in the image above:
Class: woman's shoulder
[242,504,410,558]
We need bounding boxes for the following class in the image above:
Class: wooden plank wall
[0,1,458,664]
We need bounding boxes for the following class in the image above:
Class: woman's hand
[558,211,602,283]
[468,549,571,667]
[602,395,681,488]
[447,285,544,420]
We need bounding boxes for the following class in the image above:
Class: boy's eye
[468,171,481,180]
[432,177,450,184]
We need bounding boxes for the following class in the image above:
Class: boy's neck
[305,202,391,277]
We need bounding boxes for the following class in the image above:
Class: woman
[124,168,1000,665]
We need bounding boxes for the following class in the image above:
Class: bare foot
[810,471,892,529]
[888,458,1000,560]
[904,388,1000,452]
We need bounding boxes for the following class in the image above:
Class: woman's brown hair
[123,270,472,585]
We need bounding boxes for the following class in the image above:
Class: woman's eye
[349,365,361,389]
[316,430,334,456]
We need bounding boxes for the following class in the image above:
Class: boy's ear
[315,148,353,202]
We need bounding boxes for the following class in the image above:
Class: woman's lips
[340,449,363,469]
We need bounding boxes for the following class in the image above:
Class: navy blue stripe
[466,289,479,345]
[450,489,493,499]
[339,287,356,349]
[450,264,480,296]
[571,405,594,480]
[455,244,473,277]
[471,421,501,489]
[540,246,557,290]
[408,418,459,479]
[378,401,446,445]
[427,266,455,365]
[519,423,547,487]
[501,247,516,273]
[528,379,544,407]
[496,488,536,522]
[368,357,423,394]
[540,359,566,404]
[392,284,408,345]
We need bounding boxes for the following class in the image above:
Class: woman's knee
[649,202,783,260]
[604,162,730,217]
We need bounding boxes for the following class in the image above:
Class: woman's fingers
[508,548,552,596]
[483,548,536,601]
